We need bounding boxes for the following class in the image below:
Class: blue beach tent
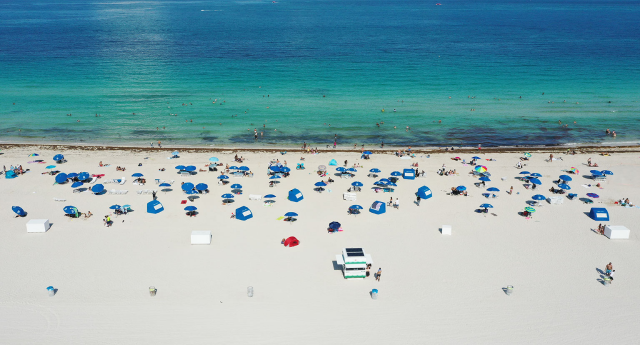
[369,201,386,214]
[147,200,164,214]
[589,207,610,221]
[403,169,415,180]
[417,186,433,200]
[288,188,304,202]
[329,159,338,166]
[236,206,253,221]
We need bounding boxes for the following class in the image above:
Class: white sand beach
[1,146,639,344]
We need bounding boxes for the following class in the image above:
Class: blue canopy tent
[417,186,433,200]
[589,207,610,221]
[369,201,386,214]
[91,184,105,194]
[55,173,68,184]
[402,168,415,180]
[147,200,164,214]
[236,206,253,221]
[328,159,338,166]
[288,188,304,202]
[12,206,26,217]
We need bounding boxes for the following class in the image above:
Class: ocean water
[0,0,639,147]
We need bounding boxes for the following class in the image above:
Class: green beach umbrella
[525,207,536,213]
[524,152,531,158]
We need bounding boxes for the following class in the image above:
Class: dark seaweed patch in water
[201,136,218,143]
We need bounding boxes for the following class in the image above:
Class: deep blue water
[0,0,639,147]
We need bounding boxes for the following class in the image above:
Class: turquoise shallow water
[0,0,639,147]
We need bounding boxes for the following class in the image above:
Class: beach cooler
[249,194,262,201]
[191,231,212,244]
[441,225,451,235]
[27,219,50,233]
[604,225,630,240]
[402,169,416,180]
[343,193,356,201]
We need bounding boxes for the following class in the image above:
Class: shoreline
[2,141,640,155]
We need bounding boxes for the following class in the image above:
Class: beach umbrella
[209,157,219,162]
[53,154,64,161]
[532,194,546,200]
[329,221,341,230]
[12,206,26,216]
[285,212,298,217]
[230,184,242,189]
[363,151,372,155]
[221,193,235,199]
[374,181,387,186]
[28,153,39,157]
[218,175,229,179]
[161,188,173,193]
[486,187,500,192]
[132,173,143,177]
[175,165,186,170]
[472,156,482,160]
[590,170,602,175]
[159,183,171,187]
[318,165,326,171]
[67,173,78,179]
[109,204,122,210]
[349,205,363,210]
[530,173,542,177]
[281,167,291,173]
[587,193,600,198]
[229,166,239,170]
[390,171,402,176]
[478,176,491,182]
[379,178,391,183]
[528,178,542,185]
[559,175,572,182]
[348,168,357,172]
[524,152,531,158]
[456,186,466,191]
[172,151,179,156]
[387,182,397,187]
[525,206,536,213]
[185,189,199,195]
[196,183,208,191]
[269,175,281,179]
[71,181,84,188]
[182,182,195,191]
[185,166,196,172]
[184,206,197,211]
[78,172,90,181]
[239,166,250,171]
[264,194,276,198]
[46,165,56,169]
[336,167,346,172]
[480,204,493,208]
[63,206,78,215]
[474,166,487,173]
[370,168,381,173]
[558,183,571,190]
[601,170,613,176]
[269,166,281,172]
[55,173,68,184]
[351,181,363,187]
[519,171,530,175]
[91,184,105,194]
[315,181,327,187]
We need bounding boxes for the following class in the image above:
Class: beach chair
[109,189,116,195]
[137,190,143,195]
[120,178,126,185]
[170,180,175,185]
[90,177,97,184]
[54,198,66,202]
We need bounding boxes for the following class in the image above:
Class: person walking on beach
[152,190,157,201]
[376,268,382,282]
[549,153,553,162]
[509,186,514,195]
[416,194,421,206]
[605,262,613,276]
[388,197,393,206]
[394,198,400,209]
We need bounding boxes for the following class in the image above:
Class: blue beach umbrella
[601,170,613,176]
[209,157,219,162]
[91,184,105,194]
[269,175,281,179]
[486,187,500,192]
[229,166,239,170]
[239,166,250,171]
[172,151,180,156]
[218,175,229,179]
[28,153,39,157]
[159,183,171,187]
[472,156,482,159]
[558,183,571,190]
[390,171,402,176]
[532,194,546,201]
[184,206,197,211]
[63,206,78,215]
[71,181,84,188]
[351,181,363,187]
[221,193,235,199]
[478,176,491,182]
[78,172,90,181]
[329,221,341,230]
[175,165,186,170]
[587,193,600,198]
[46,165,56,169]
[285,212,298,217]
[379,178,391,183]
[479,204,493,208]
[269,166,281,172]
[348,168,357,172]
[132,173,143,177]
[315,181,327,187]
[55,173,68,184]
[530,173,542,177]
[185,189,199,195]
[53,154,64,161]
[282,167,292,173]
[370,168,381,173]
[230,184,242,189]
[349,205,363,210]
[456,186,466,191]
[528,178,542,185]
[196,183,208,191]
[12,206,26,216]
[519,171,530,175]
[363,151,372,155]
[185,166,196,172]
[67,173,78,179]
[374,181,388,186]
[264,194,276,198]
[336,167,346,172]
[559,175,572,182]
[109,204,122,210]
[387,182,398,187]
[182,182,195,191]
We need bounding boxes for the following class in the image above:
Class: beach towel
[581,184,591,188]
[371,201,383,211]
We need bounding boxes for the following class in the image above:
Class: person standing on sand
[549,153,553,162]
[376,268,382,282]
[416,194,421,206]
[605,262,613,276]
[509,186,513,195]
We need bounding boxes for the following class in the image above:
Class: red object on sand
[283,236,299,247]
[181,200,187,204]
[92,174,105,178]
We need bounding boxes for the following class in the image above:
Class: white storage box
[441,225,451,235]
[27,219,50,233]
[249,194,262,200]
[191,231,212,245]
[604,225,630,240]
[548,196,564,205]
[343,193,356,201]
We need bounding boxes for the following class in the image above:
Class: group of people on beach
[2,164,27,176]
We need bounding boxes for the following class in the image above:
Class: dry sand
[0,146,639,344]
